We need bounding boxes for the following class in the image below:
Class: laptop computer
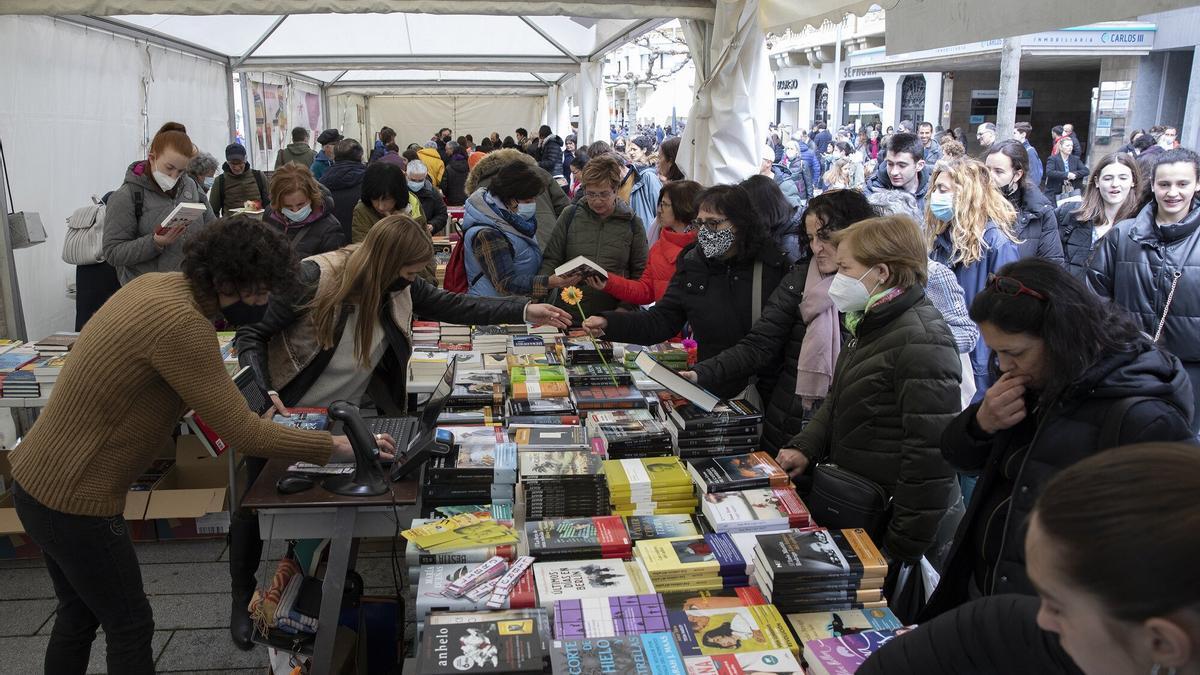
[366,357,458,457]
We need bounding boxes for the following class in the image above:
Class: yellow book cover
[786,607,902,645]
[612,497,700,511]
[401,514,518,551]
[603,457,692,493]
[613,506,698,516]
[681,604,801,657]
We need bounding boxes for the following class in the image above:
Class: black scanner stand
[321,400,389,497]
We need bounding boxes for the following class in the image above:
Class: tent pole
[225,61,238,143]
[0,178,27,341]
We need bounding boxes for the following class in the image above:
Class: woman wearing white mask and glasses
[927,157,1021,400]
[264,163,345,260]
[776,215,961,575]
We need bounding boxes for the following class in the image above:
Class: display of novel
[701,488,813,534]
[567,363,634,387]
[635,533,749,592]
[532,559,652,611]
[667,398,763,431]
[416,609,550,674]
[803,630,901,675]
[604,456,697,515]
[526,516,632,561]
[572,383,648,410]
[550,633,686,675]
[586,409,673,458]
[667,603,800,658]
[563,337,615,365]
[510,425,588,451]
[687,452,790,493]
[508,397,576,418]
[753,528,889,614]
[520,450,610,520]
[623,514,706,542]
[553,593,670,640]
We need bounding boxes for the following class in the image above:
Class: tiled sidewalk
[0,538,405,675]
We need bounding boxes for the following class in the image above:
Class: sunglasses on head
[987,274,1046,301]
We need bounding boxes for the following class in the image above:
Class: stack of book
[622,514,705,542]
[787,607,903,667]
[436,406,502,427]
[562,336,614,366]
[634,532,750,593]
[33,332,79,355]
[412,321,441,349]
[702,487,814,534]
[414,563,536,629]
[572,383,648,411]
[410,349,450,379]
[416,608,550,675]
[623,343,688,371]
[752,528,889,614]
[664,397,763,459]
[525,515,632,561]
[2,352,44,399]
[510,335,546,356]
[565,363,633,387]
[519,449,610,520]
[509,364,569,403]
[438,323,472,350]
[687,452,791,493]
[603,457,697,516]
[585,409,673,458]
[422,427,516,511]
[552,592,669,640]
[532,558,653,611]
[510,425,588,452]
[471,325,510,355]
[506,398,578,425]
[446,381,505,412]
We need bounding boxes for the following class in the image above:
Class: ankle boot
[230,588,256,650]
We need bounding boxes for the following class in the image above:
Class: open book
[554,255,607,280]
[634,351,720,412]
[155,202,207,235]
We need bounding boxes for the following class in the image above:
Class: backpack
[215,170,267,213]
[62,189,143,265]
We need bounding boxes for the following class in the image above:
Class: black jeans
[12,482,155,675]
[228,455,267,598]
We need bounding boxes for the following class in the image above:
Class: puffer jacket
[537,135,564,175]
[1006,186,1064,265]
[416,147,445,187]
[538,201,648,318]
[617,164,663,240]
[1057,204,1107,280]
[319,161,367,241]
[210,162,269,217]
[102,160,215,285]
[467,149,570,249]
[864,162,931,211]
[788,286,961,562]
[691,264,809,452]
[236,253,526,413]
[262,204,344,259]
[771,206,805,264]
[411,179,449,234]
[602,226,696,306]
[275,142,316,170]
[440,154,470,206]
[923,338,1194,620]
[601,242,790,401]
[1088,198,1200,433]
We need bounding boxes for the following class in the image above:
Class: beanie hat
[317,129,343,146]
[225,143,247,161]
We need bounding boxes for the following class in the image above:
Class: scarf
[795,264,840,408]
[844,286,904,335]
[483,191,537,237]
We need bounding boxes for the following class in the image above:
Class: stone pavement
[0,538,405,675]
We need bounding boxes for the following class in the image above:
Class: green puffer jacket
[538,200,648,318]
[788,286,961,563]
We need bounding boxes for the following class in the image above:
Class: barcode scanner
[322,400,389,497]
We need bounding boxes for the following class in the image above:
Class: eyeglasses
[693,217,730,229]
[584,191,614,201]
[987,274,1047,301]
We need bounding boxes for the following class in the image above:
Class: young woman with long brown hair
[1057,152,1142,280]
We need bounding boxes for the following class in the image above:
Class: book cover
[635,351,720,412]
[755,529,887,582]
[668,399,763,431]
[573,384,647,410]
[701,488,812,533]
[553,593,670,640]
[636,533,747,579]
[526,516,631,559]
[509,365,568,383]
[519,450,605,480]
[668,604,800,658]
[785,608,902,645]
[803,630,900,675]
[551,633,686,675]
[416,613,549,674]
[623,514,704,541]
[604,457,692,493]
[532,560,649,610]
[554,255,608,280]
[658,587,768,614]
[682,649,804,675]
[508,397,576,416]
[511,380,570,401]
[686,453,789,493]
[271,407,330,431]
[154,202,207,235]
[510,425,588,450]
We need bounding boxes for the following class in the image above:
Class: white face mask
[828,268,880,313]
[282,204,312,222]
[516,201,538,219]
[153,168,179,192]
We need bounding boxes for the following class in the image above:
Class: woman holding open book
[9,216,389,675]
[229,214,570,648]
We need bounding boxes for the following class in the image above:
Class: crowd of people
[12,108,1200,675]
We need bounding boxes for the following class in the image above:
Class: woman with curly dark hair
[7,215,392,675]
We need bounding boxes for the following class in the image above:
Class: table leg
[311,506,357,675]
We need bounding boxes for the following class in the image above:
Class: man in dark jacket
[865,133,930,211]
[310,128,341,180]
[275,126,316,169]
[319,139,367,241]
[561,135,576,180]
[536,125,563,175]
[813,122,832,157]
[406,160,449,235]
[440,141,470,207]
[210,143,270,217]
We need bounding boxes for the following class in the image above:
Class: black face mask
[221,300,269,327]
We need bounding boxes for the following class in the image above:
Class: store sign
[776,78,800,98]
[1025,28,1155,49]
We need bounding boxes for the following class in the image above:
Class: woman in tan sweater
[9,215,391,675]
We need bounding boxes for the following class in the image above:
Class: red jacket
[603,226,696,305]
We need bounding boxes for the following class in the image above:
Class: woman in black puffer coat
[777,215,962,566]
[1057,152,1141,280]
[986,140,1065,266]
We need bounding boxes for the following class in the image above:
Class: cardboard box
[148,435,230,540]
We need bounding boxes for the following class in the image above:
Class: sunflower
[560,286,584,306]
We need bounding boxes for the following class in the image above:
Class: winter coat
[861,595,1084,675]
[310,151,333,180]
[411,179,449,234]
[102,160,215,285]
[864,162,931,211]
[1057,204,1110,281]
[931,221,1020,396]
[601,242,790,401]
[1008,187,1064,265]
[691,264,809,452]
[416,148,446,187]
[561,149,574,180]
[1023,140,1044,188]
[440,154,471,206]
[616,165,664,240]
[602,226,697,306]
[1136,144,1165,183]
[1044,153,1089,199]
[813,130,833,155]
[538,200,648,318]
[236,252,526,413]
[210,162,269,217]
[462,189,544,297]
[1089,198,1200,433]
[262,204,344,260]
[788,286,960,562]
[275,142,316,170]
[466,149,569,249]
[923,338,1194,619]
[350,200,436,285]
[537,135,564,175]
[770,206,805,264]
[377,151,407,170]
[319,161,367,242]
[922,138,943,165]
[788,146,821,199]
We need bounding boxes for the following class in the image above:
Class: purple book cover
[553,593,669,640]
[804,629,899,674]
[705,532,747,577]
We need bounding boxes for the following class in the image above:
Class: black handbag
[806,463,891,537]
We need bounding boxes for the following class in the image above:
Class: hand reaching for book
[581,316,607,337]
[153,226,186,249]
[776,448,809,479]
[525,303,572,330]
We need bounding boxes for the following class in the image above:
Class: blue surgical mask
[929,192,955,222]
[282,204,312,222]
[407,180,425,193]
[516,202,538,219]
[202,176,215,190]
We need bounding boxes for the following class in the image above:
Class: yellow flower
[560,286,584,306]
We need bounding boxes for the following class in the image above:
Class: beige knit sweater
[11,273,332,517]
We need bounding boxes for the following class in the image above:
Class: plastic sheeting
[366,96,546,150]
[0,15,229,339]
[677,0,772,185]
[240,71,323,170]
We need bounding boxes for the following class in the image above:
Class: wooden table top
[241,458,419,510]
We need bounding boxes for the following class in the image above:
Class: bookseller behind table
[6,216,378,675]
